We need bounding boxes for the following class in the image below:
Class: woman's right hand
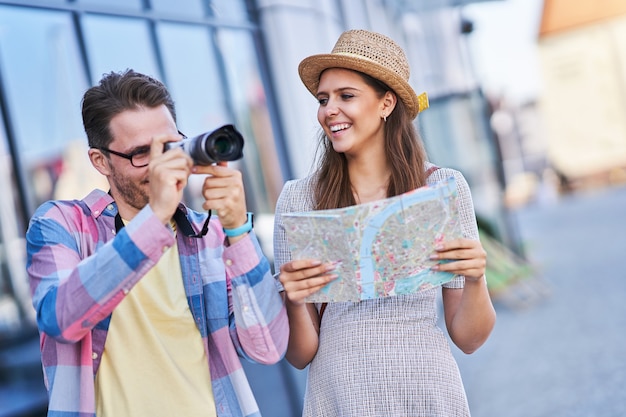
[279,260,338,305]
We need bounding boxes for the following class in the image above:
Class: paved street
[454,184,626,417]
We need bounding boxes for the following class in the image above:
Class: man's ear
[88,148,111,176]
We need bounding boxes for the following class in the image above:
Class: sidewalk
[454,184,626,417]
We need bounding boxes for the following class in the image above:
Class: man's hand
[192,162,248,239]
[149,134,192,224]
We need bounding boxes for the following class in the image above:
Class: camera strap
[110,193,211,238]
[182,210,211,239]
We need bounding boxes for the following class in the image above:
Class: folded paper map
[281,177,463,302]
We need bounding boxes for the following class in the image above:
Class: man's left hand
[192,162,248,231]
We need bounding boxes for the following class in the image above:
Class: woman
[273,29,496,416]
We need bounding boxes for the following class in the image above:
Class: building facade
[538,0,626,187]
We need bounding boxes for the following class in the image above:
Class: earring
[382,114,387,122]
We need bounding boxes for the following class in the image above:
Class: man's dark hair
[81,69,176,149]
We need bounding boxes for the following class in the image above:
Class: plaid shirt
[26,189,288,417]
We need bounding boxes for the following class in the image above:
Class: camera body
[164,124,244,165]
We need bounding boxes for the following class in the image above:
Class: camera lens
[208,135,236,159]
[163,124,244,165]
[200,125,244,164]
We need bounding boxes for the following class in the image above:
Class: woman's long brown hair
[313,70,428,210]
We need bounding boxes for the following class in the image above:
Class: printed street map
[282,177,463,303]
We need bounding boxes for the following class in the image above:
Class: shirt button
[94,210,100,215]
[92,352,98,360]
[123,288,130,295]
[225,259,233,266]
[107,204,114,211]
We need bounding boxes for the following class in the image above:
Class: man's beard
[109,166,149,212]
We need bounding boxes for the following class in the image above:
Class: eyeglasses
[97,146,151,168]
[96,132,188,168]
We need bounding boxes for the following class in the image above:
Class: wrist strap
[223,212,254,237]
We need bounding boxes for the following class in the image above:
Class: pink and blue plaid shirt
[26,189,288,417]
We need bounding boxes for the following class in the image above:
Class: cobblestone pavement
[453,184,626,417]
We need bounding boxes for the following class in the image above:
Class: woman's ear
[382,91,397,116]
[88,148,111,176]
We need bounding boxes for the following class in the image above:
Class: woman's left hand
[430,238,487,282]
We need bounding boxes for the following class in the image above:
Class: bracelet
[223,212,254,237]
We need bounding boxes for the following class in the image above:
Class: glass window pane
[150,0,205,17]
[209,0,249,21]
[156,23,231,211]
[157,23,229,134]
[81,14,160,81]
[77,0,142,12]
[0,6,90,210]
[0,109,24,335]
[216,29,282,213]
[0,7,87,163]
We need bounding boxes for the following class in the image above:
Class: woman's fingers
[431,238,486,280]
[279,260,338,304]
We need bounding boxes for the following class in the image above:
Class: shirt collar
[84,189,200,237]
[83,189,116,219]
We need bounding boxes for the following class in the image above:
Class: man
[26,69,288,417]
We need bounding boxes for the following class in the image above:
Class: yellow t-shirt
[95,228,216,417]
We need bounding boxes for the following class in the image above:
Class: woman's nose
[325,102,339,117]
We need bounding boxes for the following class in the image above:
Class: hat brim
[299,53,422,119]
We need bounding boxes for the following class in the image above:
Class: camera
[164,124,244,166]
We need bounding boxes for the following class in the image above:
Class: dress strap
[425,165,440,177]
[319,303,328,321]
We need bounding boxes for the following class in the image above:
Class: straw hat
[298,29,429,119]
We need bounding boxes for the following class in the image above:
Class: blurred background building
[537,0,626,189]
[0,0,624,416]
[469,0,626,208]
